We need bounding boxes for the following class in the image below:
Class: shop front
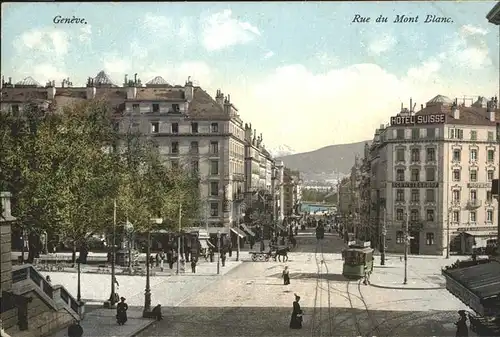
[442,260,500,335]
[451,228,498,254]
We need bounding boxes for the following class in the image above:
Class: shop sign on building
[390,114,445,126]
[392,182,439,188]
[467,182,492,188]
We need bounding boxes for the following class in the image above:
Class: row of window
[451,168,495,182]
[395,167,436,182]
[395,189,436,203]
[396,147,496,164]
[132,103,180,114]
[393,208,494,223]
[396,147,436,162]
[150,122,220,134]
[170,141,219,154]
[395,128,437,140]
[394,128,497,141]
[451,148,495,162]
[395,232,435,245]
[449,128,497,141]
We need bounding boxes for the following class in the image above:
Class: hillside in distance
[277,140,371,176]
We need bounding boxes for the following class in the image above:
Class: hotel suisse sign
[390,114,445,126]
[392,182,439,188]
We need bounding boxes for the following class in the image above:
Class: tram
[342,241,374,280]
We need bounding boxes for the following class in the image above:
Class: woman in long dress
[116,297,128,325]
[283,266,290,285]
[289,293,303,329]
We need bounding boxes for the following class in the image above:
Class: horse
[273,247,290,262]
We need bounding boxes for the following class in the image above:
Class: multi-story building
[363,94,499,255]
[282,168,302,216]
[0,71,279,235]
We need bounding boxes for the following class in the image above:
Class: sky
[1,2,499,154]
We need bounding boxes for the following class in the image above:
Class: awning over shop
[442,260,500,316]
[240,223,255,236]
[463,231,498,238]
[230,227,246,238]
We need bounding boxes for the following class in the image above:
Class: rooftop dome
[472,96,488,108]
[93,70,115,86]
[146,76,170,86]
[427,94,453,105]
[15,76,41,87]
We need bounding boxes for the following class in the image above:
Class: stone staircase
[5,264,81,337]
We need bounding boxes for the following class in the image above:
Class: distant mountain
[277,141,370,177]
[268,144,295,158]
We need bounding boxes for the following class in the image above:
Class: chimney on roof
[421,104,424,110]
[86,78,96,99]
[127,85,137,100]
[244,123,252,141]
[488,96,496,121]
[184,79,193,102]
[124,74,128,86]
[47,82,56,100]
[452,98,459,119]
[215,89,224,106]
[134,73,138,84]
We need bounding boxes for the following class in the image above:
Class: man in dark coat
[289,293,303,329]
[455,310,468,337]
[116,297,128,325]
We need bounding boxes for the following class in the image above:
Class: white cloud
[407,59,441,82]
[368,35,396,55]
[228,57,496,153]
[78,25,92,43]
[448,24,492,69]
[130,40,148,60]
[16,28,69,56]
[201,9,260,51]
[141,12,173,34]
[102,56,131,76]
[33,64,68,84]
[263,51,274,59]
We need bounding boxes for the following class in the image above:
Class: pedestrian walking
[455,310,469,337]
[221,252,226,267]
[116,297,128,325]
[260,240,265,252]
[289,293,303,329]
[249,236,255,250]
[282,266,290,285]
[158,250,166,271]
[167,249,173,269]
[209,248,214,262]
[191,258,197,273]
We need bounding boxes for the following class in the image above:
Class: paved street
[137,230,471,337]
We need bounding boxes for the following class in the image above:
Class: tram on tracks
[342,241,374,280]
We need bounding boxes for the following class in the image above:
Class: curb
[369,283,445,290]
[129,260,243,337]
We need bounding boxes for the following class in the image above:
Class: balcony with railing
[466,199,482,209]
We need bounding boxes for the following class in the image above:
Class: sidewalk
[369,255,451,290]
[47,260,242,337]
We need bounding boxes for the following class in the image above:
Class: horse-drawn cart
[249,251,271,262]
[249,245,290,262]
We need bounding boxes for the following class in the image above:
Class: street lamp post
[176,203,182,275]
[403,212,409,285]
[236,205,241,262]
[107,199,117,307]
[143,230,151,317]
[446,207,451,259]
[381,207,387,266]
[217,230,221,275]
[77,260,81,302]
[143,218,162,318]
